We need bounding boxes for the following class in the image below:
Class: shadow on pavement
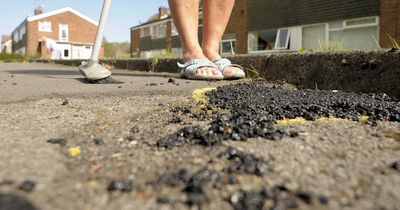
[5,69,180,84]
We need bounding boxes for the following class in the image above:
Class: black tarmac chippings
[229,186,329,210]
[93,138,105,145]
[390,161,400,171]
[208,81,400,122]
[61,99,69,106]
[219,147,272,176]
[18,180,36,192]
[0,193,39,210]
[157,81,400,148]
[153,147,274,207]
[107,179,134,192]
[46,138,67,147]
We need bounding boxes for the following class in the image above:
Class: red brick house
[1,35,12,54]
[11,7,101,60]
[130,0,400,57]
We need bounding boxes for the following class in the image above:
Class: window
[151,23,167,39]
[16,47,26,54]
[275,28,290,49]
[19,26,26,40]
[302,24,326,50]
[171,22,178,36]
[221,34,236,55]
[301,17,379,50]
[248,29,278,52]
[13,32,19,43]
[64,49,69,57]
[328,17,378,49]
[345,17,377,27]
[39,21,52,32]
[140,27,151,38]
[59,24,69,42]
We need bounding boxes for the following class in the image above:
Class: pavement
[0,62,399,210]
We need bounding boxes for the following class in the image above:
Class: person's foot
[203,49,245,78]
[183,50,221,77]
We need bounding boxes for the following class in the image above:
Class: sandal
[213,58,246,80]
[178,58,224,80]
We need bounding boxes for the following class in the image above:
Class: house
[130,0,400,57]
[1,35,12,54]
[11,6,100,60]
[130,7,180,58]
[130,7,207,58]
[227,0,399,54]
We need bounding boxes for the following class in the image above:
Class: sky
[0,0,168,43]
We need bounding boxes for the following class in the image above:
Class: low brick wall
[37,50,400,98]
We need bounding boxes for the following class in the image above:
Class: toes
[197,68,206,75]
[224,67,243,75]
[196,67,222,77]
[213,69,221,76]
[208,68,216,76]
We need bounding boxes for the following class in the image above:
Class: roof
[27,7,98,26]
[1,35,11,43]
[130,15,172,30]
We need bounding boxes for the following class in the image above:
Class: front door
[57,43,72,60]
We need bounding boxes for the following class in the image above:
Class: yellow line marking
[277,117,308,125]
[277,116,369,125]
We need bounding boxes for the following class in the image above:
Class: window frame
[274,28,291,50]
[39,21,52,32]
[13,32,19,43]
[220,38,237,55]
[171,22,178,36]
[151,22,167,39]
[59,24,69,42]
[299,16,379,50]
[140,27,151,38]
[19,25,26,40]
[248,28,291,53]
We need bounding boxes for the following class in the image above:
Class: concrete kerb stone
[263,50,400,98]
[34,50,400,97]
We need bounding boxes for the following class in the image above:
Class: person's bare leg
[202,0,243,76]
[168,0,220,76]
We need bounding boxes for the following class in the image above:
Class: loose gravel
[157,81,400,148]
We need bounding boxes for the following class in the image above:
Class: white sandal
[213,58,246,80]
[178,58,224,80]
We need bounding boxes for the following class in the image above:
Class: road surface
[0,62,399,210]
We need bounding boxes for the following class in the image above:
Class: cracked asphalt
[0,62,399,210]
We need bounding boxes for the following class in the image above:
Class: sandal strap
[213,58,244,74]
[177,58,217,76]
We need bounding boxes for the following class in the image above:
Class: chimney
[34,6,43,15]
[158,7,169,19]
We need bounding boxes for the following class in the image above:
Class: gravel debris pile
[157,81,400,148]
[219,147,272,176]
[154,147,272,207]
[0,193,38,210]
[229,186,329,210]
[208,81,400,122]
[153,147,328,209]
